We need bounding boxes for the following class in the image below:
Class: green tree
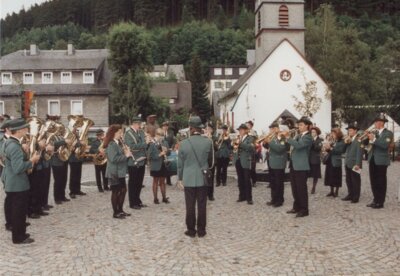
[188,55,210,122]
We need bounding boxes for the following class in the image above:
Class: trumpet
[119,138,132,158]
[216,133,229,149]
[256,132,277,144]
[357,128,377,143]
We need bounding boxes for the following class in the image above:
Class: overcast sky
[1,0,48,19]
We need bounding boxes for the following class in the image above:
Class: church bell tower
[254,0,305,65]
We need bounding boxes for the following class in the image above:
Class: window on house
[0,101,4,114]
[226,82,233,89]
[42,72,53,84]
[1,73,12,85]
[30,100,37,116]
[83,71,94,84]
[71,100,83,115]
[214,68,222,76]
[169,99,176,104]
[257,12,261,32]
[239,68,247,75]
[48,100,60,115]
[23,72,34,84]
[214,82,223,89]
[61,72,72,84]
[279,5,289,27]
[225,68,233,75]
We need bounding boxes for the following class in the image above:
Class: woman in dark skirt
[104,125,132,219]
[309,127,323,194]
[323,128,346,197]
[148,127,170,204]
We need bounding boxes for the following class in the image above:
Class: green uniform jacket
[309,137,323,165]
[215,134,231,159]
[367,129,393,166]
[105,140,128,179]
[268,138,289,170]
[345,138,363,169]
[2,137,33,192]
[89,139,101,154]
[288,133,312,171]
[178,135,213,187]
[327,140,346,168]
[233,135,255,169]
[148,139,170,172]
[50,136,67,167]
[124,127,147,167]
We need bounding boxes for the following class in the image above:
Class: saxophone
[92,141,107,165]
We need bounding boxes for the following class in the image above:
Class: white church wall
[231,40,331,135]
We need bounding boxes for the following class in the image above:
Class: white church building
[217,0,332,134]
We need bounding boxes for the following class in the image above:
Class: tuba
[58,115,84,161]
[26,117,44,174]
[75,117,94,159]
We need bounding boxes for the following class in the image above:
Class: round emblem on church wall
[280,69,291,81]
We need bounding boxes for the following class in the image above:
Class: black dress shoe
[342,196,351,201]
[197,231,207,238]
[62,198,70,202]
[222,183,227,186]
[45,204,54,209]
[286,209,297,214]
[247,200,254,205]
[236,199,246,202]
[326,192,334,197]
[76,191,87,196]
[28,213,41,219]
[113,213,125,219]
[208,197,215,201]
[273,203,283,207]
[98,188,104,193]
[120,211,131,216]
[70,194,77,199]
[42,206,50,211]
[371,203,384,209]
[366,202,376,207]
[167,182,172,186]
[38,211,49,216]
[26,222,31,227]
[55,200,63,205]
[216,183,221,187]
[154,198,160,204]
[162,198,170,204]
[5,224,12,231]
[296,211,309,218]
[350,200,359,203]
[184,230,196,238]
[104,186,110,191]
[14,237,35,244]
[139,203,148,208]
[266,201,274,206]
[130,205,141,210]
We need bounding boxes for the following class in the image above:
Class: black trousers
[250,159,257,184]
[52,163,68,201]
[95,164,108,189]
[345,166,361,201]
[41,166,51,207]
[4,192,12,227]
[28,169,44,214]
[216,157,229,184]
[128,165,145,206]
[369,157,388,205]
[69,162,82,194]
[270,168,285,204]
[6,191,29,243]
[290,168,308,212]
[235,160,252,201]
[184,186,208,234]
[207,166,216,199]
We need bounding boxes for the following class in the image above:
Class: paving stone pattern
[1,161,400,275]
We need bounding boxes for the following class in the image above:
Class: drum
[165,151,178,176]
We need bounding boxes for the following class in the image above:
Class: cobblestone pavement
[1,161,400,275]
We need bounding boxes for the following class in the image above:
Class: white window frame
[239,68,247,75]
[42,72,53,84]
[214,68,222,76]
[169,99,176,104]
[23,72,34,84]
[225,68,233,75]
[0,101,5,114]
[70,100,83,115]
[48,100,60,116]
[214,81,223,89]
[30,100,38,116]
[61,71,72,84]
[83,71,94,84]
[226,81,233,89]
[1,72,12,85]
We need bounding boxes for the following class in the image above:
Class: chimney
[30,44,39,56]
[67,44,75,56]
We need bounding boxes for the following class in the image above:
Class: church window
[279,5,289,27]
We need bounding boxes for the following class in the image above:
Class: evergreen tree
[188,55,211,122]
